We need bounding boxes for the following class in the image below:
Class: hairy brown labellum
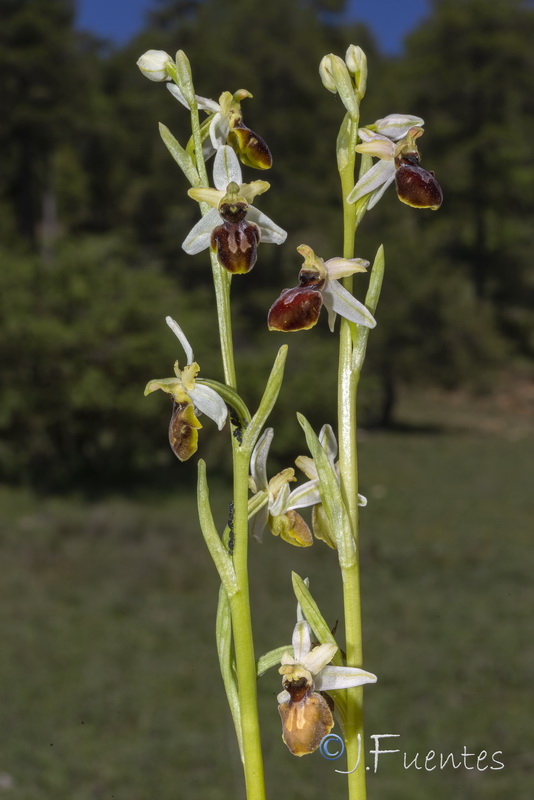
[228,121,272,170]
[268,286,323,331]
[168,401,202,461]
[279,682,335,756]
[219,199,248,224]
[211,219,260,274]
[394,155,443,210]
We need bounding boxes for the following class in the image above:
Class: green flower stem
[188,86,265,798]
[227,447,266,800]
[337,112,368,800]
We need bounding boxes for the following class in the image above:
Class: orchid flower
[144,317,227,461]
[248,428,320,547]
[167,85,271,168]
[182,146,286,269]
[268,244,376,332]
[278,614,377,756]
[347,115,442,210]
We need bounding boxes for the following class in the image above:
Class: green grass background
[1,406,533,799]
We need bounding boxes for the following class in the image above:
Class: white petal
[323,280,377,330]
[346,160,395,204]
[287,480,321,510]
[213,145,242,190]
[314,665,377,691]
[374,114,424,140]
[302,643,338,675]
[165,316,194,364]
[189,384,228,430]
[366,171,396,209]
[355,139,395,160]
[292,620,312,662]
[319,424,338,464]
[187,187,224,208]
[181,208,220,254]
[250,428,273,492]
[166,82,190,109]
[358,493,367,507]
[246,207,287,244]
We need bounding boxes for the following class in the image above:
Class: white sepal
[302,643,338,676]
[181,208,220,254]
[292,620,312,663]
[322,280,377,331]
[213,145,243,190]
[314,664,377,691]
[374,114,424,140]
[165,316,194,364]
[246,207,287,245]
[347,159,395,205]
[189,384,228,430]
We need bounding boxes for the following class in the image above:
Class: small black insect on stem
[227,500,235,553]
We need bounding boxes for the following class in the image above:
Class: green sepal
[196,378,251,430]
[197,460,238,596]
[352,244,385,372]
[296,414,356,567]
[256,645,291,678]
[159,123,199,186]
[216,586,244,761]
[242,345,288,453]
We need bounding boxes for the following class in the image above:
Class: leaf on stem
[352,244,385,372]
[159,123,199,186]
[216,586,244,762]
[242,345,288,453]
[256,646,292,678]
[197,460,238,596]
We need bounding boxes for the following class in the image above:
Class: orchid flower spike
[144,317,227,461]
[167,85,272,168]
[249,428,321,547]
[182,146,286,272]
[347,116,443,210]
[268,244,376,332]
[278,613,377,756]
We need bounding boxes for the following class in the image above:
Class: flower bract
[144,317,227,461]
[268,244,376,332]
[295,424,367,549]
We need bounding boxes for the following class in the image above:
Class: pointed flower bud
[136,49,174,82]
[345,44,367,99]
[318,54,359,119]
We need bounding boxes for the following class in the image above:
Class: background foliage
[1,0,534,488]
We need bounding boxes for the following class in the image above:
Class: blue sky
[75,0,430,55]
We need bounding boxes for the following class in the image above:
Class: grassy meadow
[0,390,532,800]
